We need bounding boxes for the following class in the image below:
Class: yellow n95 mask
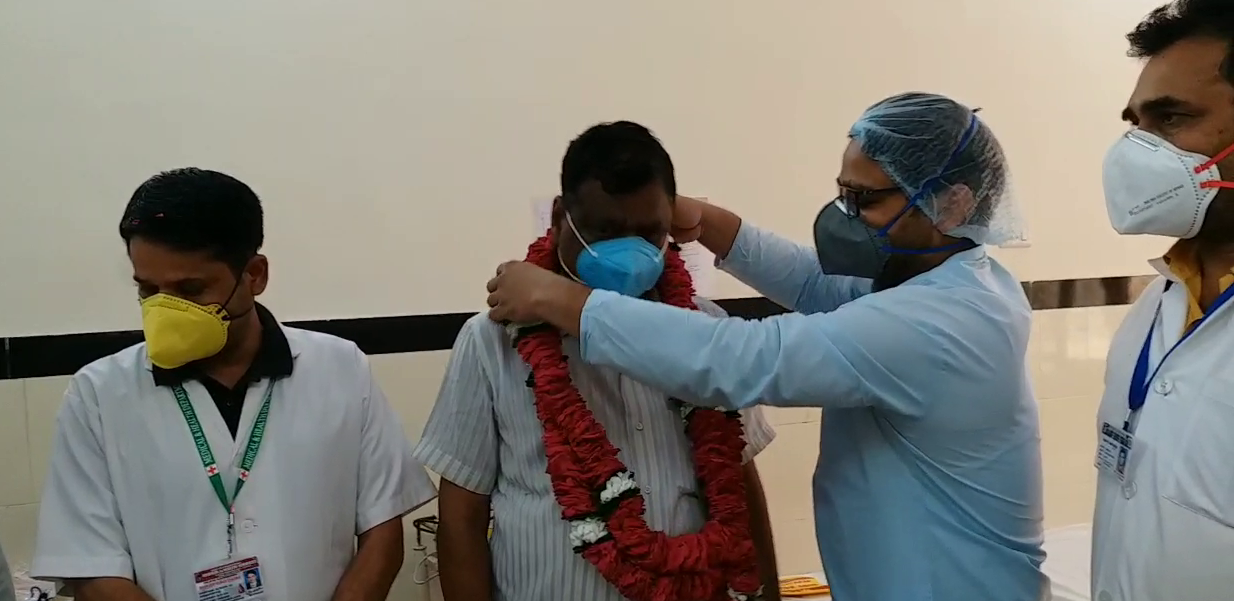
[140,294,235,369]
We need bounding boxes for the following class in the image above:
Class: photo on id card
[194,556,266,601]
[1096,422,1145,483]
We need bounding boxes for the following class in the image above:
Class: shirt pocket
[1162,382,1234,529]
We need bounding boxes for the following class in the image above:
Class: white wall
[0,0,1168,337]
[0,0,1170,596]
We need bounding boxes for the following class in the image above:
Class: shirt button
[1122,481,1137,499]
[635,423,644,431]
[1154,379,1173,395]
[1098,591,1113,601]
[242,519,257,533]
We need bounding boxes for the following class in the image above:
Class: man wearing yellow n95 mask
[140,259,255,370]
[31,168,436,601]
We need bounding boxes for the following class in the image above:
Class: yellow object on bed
[779,575,830,597]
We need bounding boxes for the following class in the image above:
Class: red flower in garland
[514,235,762,601]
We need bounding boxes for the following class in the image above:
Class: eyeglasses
[834,186,900,217]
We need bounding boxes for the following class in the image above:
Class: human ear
[933,185,977,233]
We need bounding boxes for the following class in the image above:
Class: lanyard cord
[1126,280,1234,430]
[172,381,275,556]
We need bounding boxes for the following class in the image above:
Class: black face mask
[813,201,977,291]
[812,201,888,280]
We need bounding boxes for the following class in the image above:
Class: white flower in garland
[727,585,764,600]
[679,403,697,421]
[568,516,610,550]
[599,471,639,505]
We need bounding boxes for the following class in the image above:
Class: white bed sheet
[785,523,1094,600]
[1041,523,1093,601]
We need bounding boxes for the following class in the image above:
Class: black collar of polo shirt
[151,303,294,388]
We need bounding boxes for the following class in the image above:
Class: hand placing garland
[514,235,763,601]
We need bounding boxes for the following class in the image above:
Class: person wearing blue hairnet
[485,92,1046,601]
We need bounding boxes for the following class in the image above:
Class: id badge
[194,556,267,601]
[1095,422,1135,482]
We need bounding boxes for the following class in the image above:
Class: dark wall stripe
[0,275,1157,380]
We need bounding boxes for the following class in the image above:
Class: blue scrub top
[578,223,1047,601]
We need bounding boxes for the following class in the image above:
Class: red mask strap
[1200,181,1234,189]
[1196,140,1234,173]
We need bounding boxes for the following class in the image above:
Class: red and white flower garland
[514,235,762,601]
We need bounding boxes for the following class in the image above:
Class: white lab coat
[1092,267,1234,601]
[31,326,437,601]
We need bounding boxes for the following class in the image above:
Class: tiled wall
[0,305,1127,597]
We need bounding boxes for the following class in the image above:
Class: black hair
[559,121,676,206]
[118,168,264,271]
[1127,0,1234,85]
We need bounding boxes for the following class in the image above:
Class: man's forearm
[72,578,157,601]
[330,518,405,601]
[695,200,743,261]
[536,279,591,338]
[437,518,494,601]
[744,464,781,601]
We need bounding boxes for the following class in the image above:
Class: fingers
[485,261,523,323]
[486,261,514,293]
[486,292,507,322]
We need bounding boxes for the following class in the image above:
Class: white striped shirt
[414,298,776,601]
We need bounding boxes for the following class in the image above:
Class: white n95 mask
[1102,129,1234,238]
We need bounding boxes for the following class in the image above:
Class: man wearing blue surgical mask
[416,121,780,601]
[554,182,671,299]
[485,94,1048,601]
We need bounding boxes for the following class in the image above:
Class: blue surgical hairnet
[848,92,1022,245]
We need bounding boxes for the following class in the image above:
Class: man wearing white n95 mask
[31,168,437,601]
[1095,2,1234,600]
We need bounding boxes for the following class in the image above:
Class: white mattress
[788,523,1094,600]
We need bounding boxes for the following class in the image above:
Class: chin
[872,256,916,291]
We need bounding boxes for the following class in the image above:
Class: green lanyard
[172,382,274,557]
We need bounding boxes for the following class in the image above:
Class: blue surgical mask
[560,211,666,297]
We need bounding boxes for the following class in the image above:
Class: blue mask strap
[875,114,981,253]
[874,199,918,238]
[885,239,975,255]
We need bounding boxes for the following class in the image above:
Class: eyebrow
[836,178,892,192]
[132,275,206,287]
[1123,95,1198,122]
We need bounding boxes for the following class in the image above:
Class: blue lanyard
[1127,280,1234,426]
